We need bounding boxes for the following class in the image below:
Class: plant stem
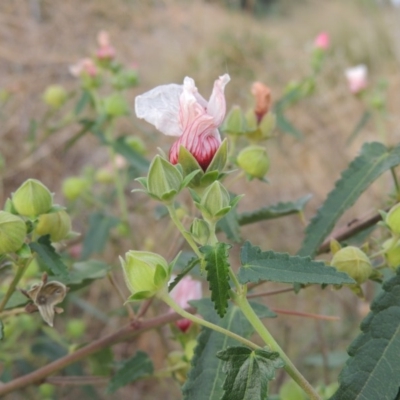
[231,291,321,400]
[167,205,202,259]
[160,293,259,350]
[0,259,31,313]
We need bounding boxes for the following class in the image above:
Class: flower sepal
[244,111,276,142]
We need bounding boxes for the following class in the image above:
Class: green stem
[0,258,32,313]
[160,293,259,350]
[167,205,202,259]
[232,291,321,400]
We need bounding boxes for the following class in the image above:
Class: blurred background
[1,0,400,398]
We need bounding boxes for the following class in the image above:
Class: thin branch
[0,307,195,397]
[247,287,294,299]
[45,376,109,386]
[271,308,340,321]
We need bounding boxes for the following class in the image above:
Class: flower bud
[237,145,269,179]
[120,250,171,300]
[386,203,400,234]
[190,218,210,246]
[221,106,246,135]
[35,210,71,242]
[382,238,400,270]
[104,93,129,117]
[0,211,26,254]
[62,177,88,201]
[42,85,68,109]
[12,179,53,217]
[331,246,372,284]
[125,136,146,155]
[95,168,114,184]
[146,155,183,203]
[197,181,231,222]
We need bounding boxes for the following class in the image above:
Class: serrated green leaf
[331,270,400,400]
[299,142,400,258]
[238,242,354,285]
[112,136,150,172]
[0,320,3,340]
[217,346,284,400]
[201,243,232,317]
[106,351,153,394]
[238,195,312,226]
[29,235,68,278]
[182,299,259,400]
[81,212,119,259]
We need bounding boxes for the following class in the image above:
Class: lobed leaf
[331,270,400,400]
[238,242,354,285]
[29,235,68,278]
[182,299,267,400]
[299,142,400,258]
[106,351,153,394]
[217,346,284,400]
[201,243,232,318]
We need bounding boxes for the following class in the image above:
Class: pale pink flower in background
[314,32,330,50]
[170,275,202,332]
[69,58,97,77]
[345,65,368,94]
[135,74,230,170]
[96,30,116,60]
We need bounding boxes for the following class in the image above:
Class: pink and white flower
[69,58,97,77]
[96,30,116,61]
[170,275,202,332]
[135,74,230,170]
[314,32,330,50]
[345,65,368,94]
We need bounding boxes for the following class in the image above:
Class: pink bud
[170,275,202,333]
[135,74,230,171]
[69,58,97,77]
[251,82,272,123]
[314,32,330,50]
[96,30,116,61]
[345,65,368,94]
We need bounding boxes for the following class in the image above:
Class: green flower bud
[125,136,146,155]
[386,203,400,234]
[62,177,88,201]
[104,93,129,117]
[35,210,71,242]
[221,106,246,135]
[382,238,400,270]
[237,145,269,179]
[146,155,183,203]
[0,211,26,254]
[66,318,86,338]
[42,85,68,109]
[12,179,53,217]
[197,181,231,222]
[120,250,171,300]
[190,218,210,246]
[331,246,372,284]
[95,168,114,184]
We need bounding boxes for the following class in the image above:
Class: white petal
[207,74,230,125]
[135,83,183,137]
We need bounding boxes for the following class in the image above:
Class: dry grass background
[1,0,400,398]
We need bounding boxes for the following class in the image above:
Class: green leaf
[238,242,354,285]
[238,195,311,226]
[81,212,119,259]
[347,111,371,145]
[249,301,277,319]
[0,290,28,310]
[218,208,241,242]
[299,142,400,258]
[74,90,92,115]
[64,119,95,151]
[217,346,284,400]
[331,269,400,400]
[201,243,232,317]
[112,136,149,172]
[0,320,3,340]
[29,235,68,278]
[275,108,302,139]
[182,299,259,400]
[106,351,153,394]
[88,347,113,376]
[168,257,200,292]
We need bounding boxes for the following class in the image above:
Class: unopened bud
[35,210,71,242]
[331,246,372,284]
[190,218,210,246]
[382,238,400,270]
[125,136,146,155]
[62,177,88,201]
[197,181,231,222]
[386,203,400,234]
[0,211,26,254]
[104,93,129,117]
[237,145,269,179]
[12,179,53,217]
[120,250,171,300]
[42,85,68,109]
[222,106,246,135]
